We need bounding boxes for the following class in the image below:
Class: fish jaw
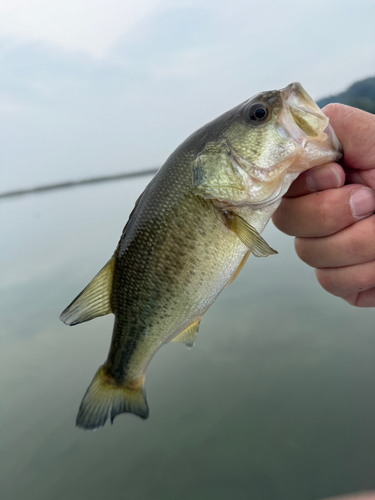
[228,83,342,206]
[279,81,342,172]
[193,83,342,208]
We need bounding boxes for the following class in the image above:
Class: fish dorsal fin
[225,212,278,257]
[60,254,117,326]
[172,319,201,347]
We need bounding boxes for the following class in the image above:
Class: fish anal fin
[226,251,250,287]
[60,253,117,326]
[76,366,149,430]
[172,319,201,347]
[225,212,278,257]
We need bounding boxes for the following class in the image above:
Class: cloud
[0,93,30,114]
[150,46,218,79]
[0,0,164,57]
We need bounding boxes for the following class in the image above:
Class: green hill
[317,76,375,113]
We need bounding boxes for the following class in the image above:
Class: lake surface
[1,177,375,500]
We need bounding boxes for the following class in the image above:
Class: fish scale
[60,82,341,429]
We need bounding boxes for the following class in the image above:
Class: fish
[60,82,341,430]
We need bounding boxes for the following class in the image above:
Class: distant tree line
[317,76,375,114]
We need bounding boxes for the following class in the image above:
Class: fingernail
[307,164,342,192]
[350,187,375,218]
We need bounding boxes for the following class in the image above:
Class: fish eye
[248,103,269,123]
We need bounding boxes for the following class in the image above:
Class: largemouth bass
[61,82,341,430]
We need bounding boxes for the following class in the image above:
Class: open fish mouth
[193,82,342,207]
[279,82,342,168]
[225,82,342,207]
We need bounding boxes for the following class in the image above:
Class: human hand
[319,493,375,500]
[272,104,375,307]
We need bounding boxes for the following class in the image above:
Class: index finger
[323,104,375,171]
[284,162,345,198]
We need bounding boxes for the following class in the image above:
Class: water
[1,177,375,500]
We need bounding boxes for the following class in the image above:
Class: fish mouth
[233,83,342,184]
[279,82,342,171]
[228,83,342,207]
[230,150,300,208]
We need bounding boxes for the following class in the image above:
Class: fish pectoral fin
[76,366,149,430]
[60,253,117,326]
[225,212,278,257]
[172,319,201,347]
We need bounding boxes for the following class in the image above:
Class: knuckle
[354,288,375,308]
[271,208,281,230]
[272,200,293,235]
[315,269,337,294]
[349,216,375,258]
[295,238,314,265]
[343,294,359,307]
[317,195,340,233]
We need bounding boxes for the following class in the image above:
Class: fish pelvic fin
[76,366,149,430]
[225,212,278,257]
[226,251,250,287]
[172,319,201,347]
[60,253,117,326]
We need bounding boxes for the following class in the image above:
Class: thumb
[323,104,375,172]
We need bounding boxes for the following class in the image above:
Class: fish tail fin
[76,365,149,430]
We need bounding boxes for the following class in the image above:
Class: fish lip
[279,82,342,159]
[322,120,343,154]
[281,82,327,137]
[230,147,291,184]
[228,147,296,207]
[222,150,298,209]
[223,83,342,207]
[281,82,321,112]
[230,150,258,183]
[281,82,298,100]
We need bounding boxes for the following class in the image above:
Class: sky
[1,0,374,192]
